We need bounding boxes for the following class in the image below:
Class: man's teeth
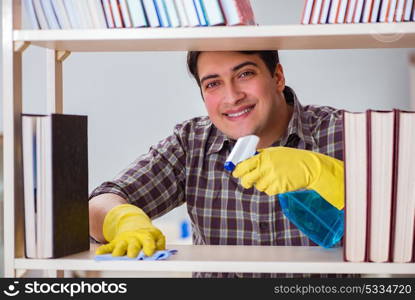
[227,107,253,117]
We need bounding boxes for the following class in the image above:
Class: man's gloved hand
[95,204,166,258]
[232,146,344,210]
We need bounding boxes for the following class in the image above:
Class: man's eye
[239,71,254,78]
[205,81,219,89]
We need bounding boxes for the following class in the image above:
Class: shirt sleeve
[89,126,187,219]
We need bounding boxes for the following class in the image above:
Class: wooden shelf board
[14,244,415,274]
[14,23,415,52]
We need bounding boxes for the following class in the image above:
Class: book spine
[346,0,358,23]
[119,0,133,27]
[379,0,391,22]
[319,0,332,24]
[23,0,40,29]
[353,0,365,23]
[311,0,323,24]
[387,0,398,22]
[126,0,148,27]
[301,0,315,24]
[142,0,161,26]
[164,0,181,27]
[337,0,349,23]
[193,0,207,26]
[154,0,170,27]
[370,0,382,22]
[182,0,200,26]
[175,0,190,26]
[110,0,125,27]
[101,0,116,28]
[201,0,225,26]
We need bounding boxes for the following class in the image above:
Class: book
[142,0,161,27]
[353,0,365,23]
[346,0,358,23]
[110,0,125,27]
[42,0,61,29]
[301,0,315,24]
[367,110,395,263]
[361,0,374,22]
[394,0,406,21]
[403,0,414,20]
[412,0,415,20]
[164,0,181,27]
[328,0,341,23]
[23,0,40,29]
[387,0,399,22]
[337,0,349,23]
[154,0,171,27]
[102,0,116,28]
[73,0,94,29]
[175,0,190,26]
[320,0,332,23]
[379,0,392,22]
[32,0,50,29]
[182,0,200,26]
[87,0,109,29]
[219,0,255,26]
[390,110,415,263]
[311,0,323,24]
[50,0,72,29]
[63,0,81,29]
[200,0,225,26]
[119,0,133,27]
[193,0,208,26]
[343,111,368,262]
[370,0,382,22]
[22,114,89,259]
[126,0,148,27]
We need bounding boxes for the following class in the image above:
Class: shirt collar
[206,86,316,155]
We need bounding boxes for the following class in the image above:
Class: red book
[220,0,256,26]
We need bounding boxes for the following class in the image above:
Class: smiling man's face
[197,51,290,146]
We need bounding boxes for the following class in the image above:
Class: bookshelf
[2,0,415,278]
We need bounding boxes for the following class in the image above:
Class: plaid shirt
[90,87,350,278]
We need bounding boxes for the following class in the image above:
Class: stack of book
[302,0,415,25]
[343,109,415,263]
[22,113,89,258]
[23,0,256,30]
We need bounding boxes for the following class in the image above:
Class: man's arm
[89,193,128,243]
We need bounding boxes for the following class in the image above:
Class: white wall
[1,1,414,233]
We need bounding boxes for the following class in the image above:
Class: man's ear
[274,63,286,93]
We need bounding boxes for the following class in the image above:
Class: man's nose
[223,83,246,105]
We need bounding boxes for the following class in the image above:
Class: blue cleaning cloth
[95,249,177,261]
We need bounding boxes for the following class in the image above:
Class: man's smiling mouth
[224,105,255,119]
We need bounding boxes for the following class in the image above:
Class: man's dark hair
[187,51,280,87]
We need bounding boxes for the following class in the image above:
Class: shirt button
[259,222,268,230]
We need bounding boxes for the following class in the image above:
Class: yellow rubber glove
[232,147,344,210]
[95,204,166,258]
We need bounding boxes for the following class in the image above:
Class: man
[89,51,346,278]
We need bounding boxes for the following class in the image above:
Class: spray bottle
[224,135,344,248]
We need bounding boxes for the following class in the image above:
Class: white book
[110,0,124,27]
[368,110,394,263]
[311,0,323,24]
[23,0,40,29]
[70,0,90,29]
[101,0,115,28]
[63,0,81,28]
[379,0,391,22]
[119,0,133,27]
[175,0,190,26]
[320,0,332,23]
[200,0,224,26]
[337,0,349,23]
[142,0,161,27]
[32,0,49,29]
[344,111,367,263]
[126,0,148,27]
[193,0,207,25]
[353,0,365,22]
[87,0,108,28]
[301,0,315,24]
[403,0,414,20]
[346,0,358,23]
[394,0,406,21]
[328,0,341,23]
[370,0,382,22]
[164,0,181,27]
[50,0,71,29]
[391,110,415,263]
[22,116,38,258]
[361,0,374,22]
[387,0,398,21]
[154,0,170,27]
[182,0,200,26]
[41,0,61,29]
